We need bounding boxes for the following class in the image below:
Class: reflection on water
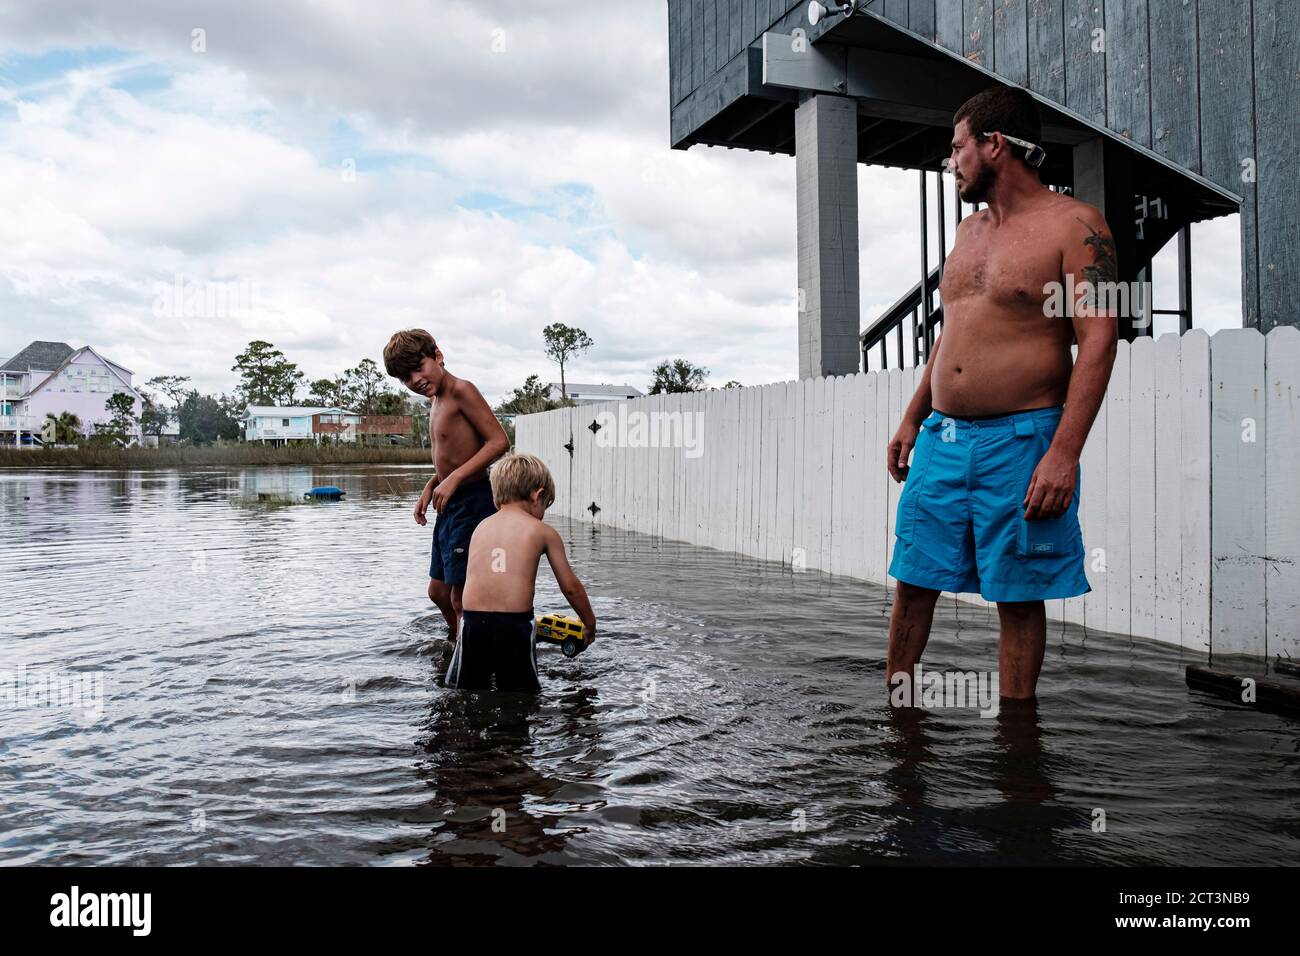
[1,465,1297,865]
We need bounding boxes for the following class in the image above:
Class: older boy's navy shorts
[430,477,496,586]
[888,406,1091,603]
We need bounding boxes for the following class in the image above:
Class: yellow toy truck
[535,614,591,658]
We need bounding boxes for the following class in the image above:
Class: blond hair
[489,453,556,508]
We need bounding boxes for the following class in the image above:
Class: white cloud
[0,0,1243,410]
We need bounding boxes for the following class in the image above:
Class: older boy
[383,329,510,641]
[450,454,597,692]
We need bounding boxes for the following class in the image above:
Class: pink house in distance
[0,340,143,446]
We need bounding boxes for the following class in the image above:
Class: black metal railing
[860,265,942,371]
[861,170,951,371]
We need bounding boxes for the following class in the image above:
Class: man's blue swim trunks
[888,405,1091,603]
[430,476,497,586]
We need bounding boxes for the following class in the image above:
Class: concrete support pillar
[795,94,860,379]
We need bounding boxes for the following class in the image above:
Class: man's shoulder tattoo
[1076,217,1119,286]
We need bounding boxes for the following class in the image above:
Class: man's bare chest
[941,230,1063,307]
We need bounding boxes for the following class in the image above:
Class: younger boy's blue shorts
[888,405,1091,603]
[430,476,497,586]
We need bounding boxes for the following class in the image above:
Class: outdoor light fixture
[984,131,1048,168]
[807,1,875,26]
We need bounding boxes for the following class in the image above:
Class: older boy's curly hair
[383,329,439,382]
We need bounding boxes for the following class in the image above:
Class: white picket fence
[516,328,1300,660]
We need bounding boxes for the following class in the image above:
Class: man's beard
[957,164,994,203]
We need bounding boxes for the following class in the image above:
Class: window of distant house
[282,419,290,427]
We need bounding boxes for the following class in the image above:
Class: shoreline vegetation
[0,444,432,469]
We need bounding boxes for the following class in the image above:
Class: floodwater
[1,465,1297,866]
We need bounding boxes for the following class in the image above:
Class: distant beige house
[548,382,645,405]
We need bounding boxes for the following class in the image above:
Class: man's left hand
[1023,446,1078,520]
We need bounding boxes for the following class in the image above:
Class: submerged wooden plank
[1105,341,1131,637]
[847,373,869,580]
[829,376,845,573]
[1210,330,1267,657]
[1179,331,1211,652]
[1264,328,1300,659]
[1153,332,1183,647]
[778,379,797,565]
[1129,335,1156,640]
[864,371,885,583]
[792,378,807,571]
[1080,356,1108,632]
[815,374,832,571]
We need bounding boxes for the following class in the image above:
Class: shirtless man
[885,87,1119,701]
[383,329,511,641]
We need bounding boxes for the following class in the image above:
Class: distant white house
[243,406,362,445]
[548,382,646,405]
[1,341,143,447]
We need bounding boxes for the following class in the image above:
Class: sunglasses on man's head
[982,131,1047,168]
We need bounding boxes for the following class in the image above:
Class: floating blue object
[304,486,346,500]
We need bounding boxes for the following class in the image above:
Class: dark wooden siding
[666,0,1295,330]
[908,1,936,39]
[1148,0,1200,174]
[883,0,910,27]
[1104,0,1151,146]
[993,0,1028,86]
[1198,1,1258,327]
[1063,0,1106,125]
[1027,0,1066,104]
[1252,0,1299,333]
[935,0,963,50]
[964,0,994,67]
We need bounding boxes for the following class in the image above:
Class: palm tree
[44,411,82,444]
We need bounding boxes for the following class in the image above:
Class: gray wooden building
[666,1,1296,377]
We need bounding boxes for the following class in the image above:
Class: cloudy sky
[0,0,1242,405]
